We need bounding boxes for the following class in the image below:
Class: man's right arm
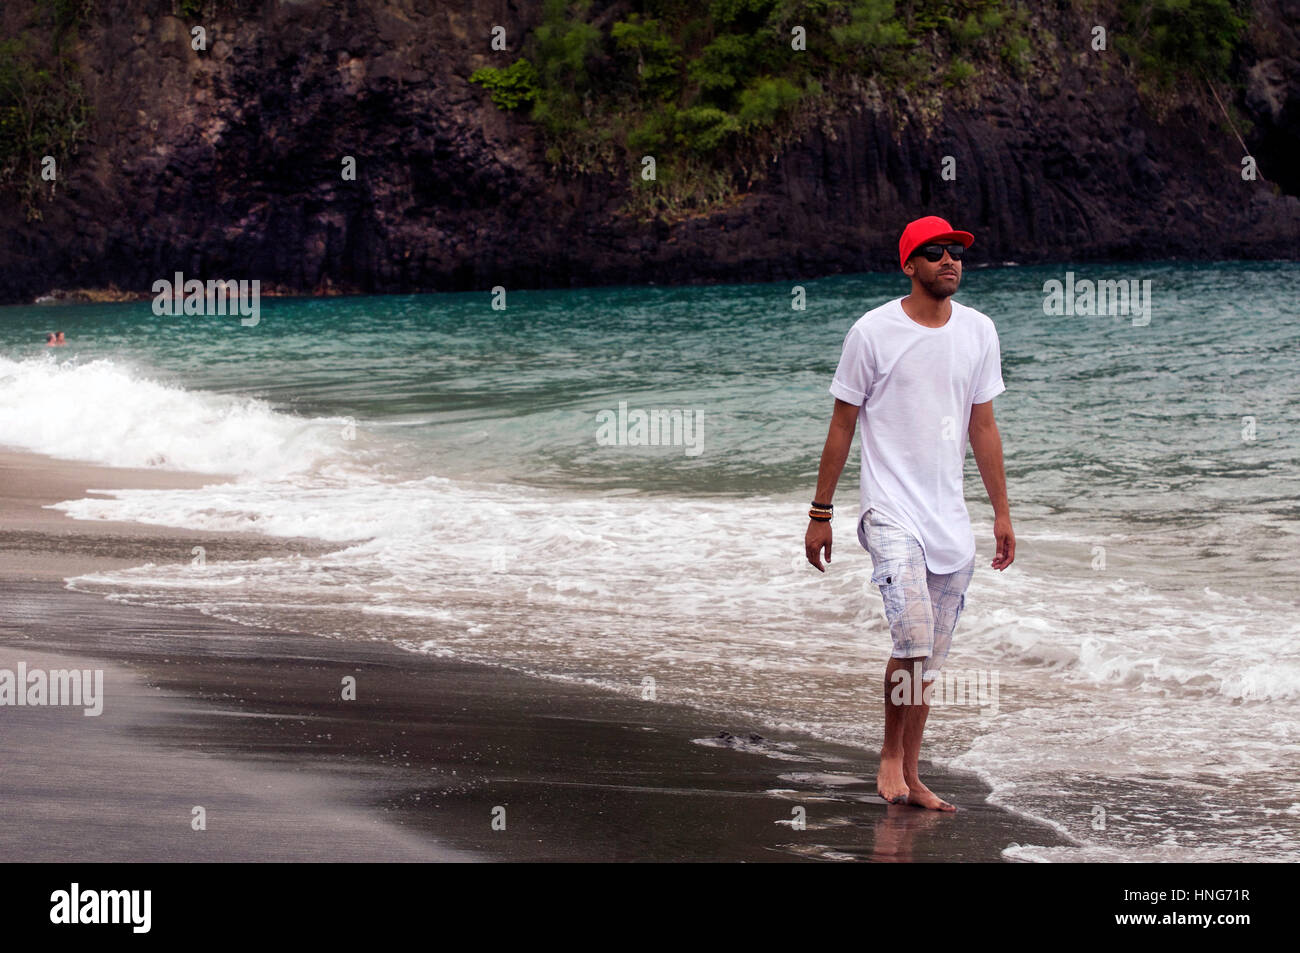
[805,398,860,572]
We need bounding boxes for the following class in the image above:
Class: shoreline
[23,284,348,306]
[0,449,337,580]
[0,446,1072,861]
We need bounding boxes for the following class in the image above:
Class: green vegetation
[1116,0,1248,88]
[471,0,1051,220]
[0,0,93,220]
[466,0,1260,220]
[945,58,976,87]
[469,57,541,110]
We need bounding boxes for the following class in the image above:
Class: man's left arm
[969,401,1014,570]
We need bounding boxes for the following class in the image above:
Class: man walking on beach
[805,215,1014,811]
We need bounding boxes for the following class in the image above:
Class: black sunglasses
[912,242,966,262]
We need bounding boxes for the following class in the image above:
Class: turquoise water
[2,260,1299,861]
[7,263,1298,506]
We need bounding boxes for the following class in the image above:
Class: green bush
[830,0,912,73]
[735,74,805,130]
[627,105,678,157]
[533,0,603,94]
[0,32,91,218]
[999,33,1031,78]
[675,104,742,152]
[687,31,761,95]
[1118,0,1247,85]
[945,58,977,87]
[612,14,683,100]
[469,58,540,110]
[948,8,1005,53]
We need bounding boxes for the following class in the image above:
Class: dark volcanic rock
[0,0,1297,305]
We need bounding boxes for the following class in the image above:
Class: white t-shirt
[828,296,1005,573]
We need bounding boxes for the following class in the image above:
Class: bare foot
[877,755,909,804]
[902,777,956,812]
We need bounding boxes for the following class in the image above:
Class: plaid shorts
[861,508,974,680]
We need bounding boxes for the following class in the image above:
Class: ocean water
[2,261,1298,862]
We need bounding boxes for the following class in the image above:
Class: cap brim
[925,230,974,248]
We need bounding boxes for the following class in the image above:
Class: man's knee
[886,658,929,704]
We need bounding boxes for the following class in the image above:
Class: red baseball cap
[898,215,974,270]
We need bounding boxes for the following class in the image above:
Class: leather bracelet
[811,500,833,510]
[808,510,832,522]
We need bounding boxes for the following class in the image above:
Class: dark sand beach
[0,450,1072,861]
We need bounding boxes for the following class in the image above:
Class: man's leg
[900,558,975,812]
[900,679,954,811]
[878,656,918,803]
[865,512,936,805]
[880,658,954,810]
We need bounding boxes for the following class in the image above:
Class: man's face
[905,244,962,298]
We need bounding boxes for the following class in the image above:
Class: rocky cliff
[1,0,1297,305]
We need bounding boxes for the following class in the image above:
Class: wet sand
[0,448,1072,861]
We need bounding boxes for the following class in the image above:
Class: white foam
[0,354,347,476]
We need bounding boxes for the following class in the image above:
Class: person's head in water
[898,216,974,302]
[45,332,55,346]
[55,331,65,345]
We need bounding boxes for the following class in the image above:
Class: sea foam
[0,354,345,476]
